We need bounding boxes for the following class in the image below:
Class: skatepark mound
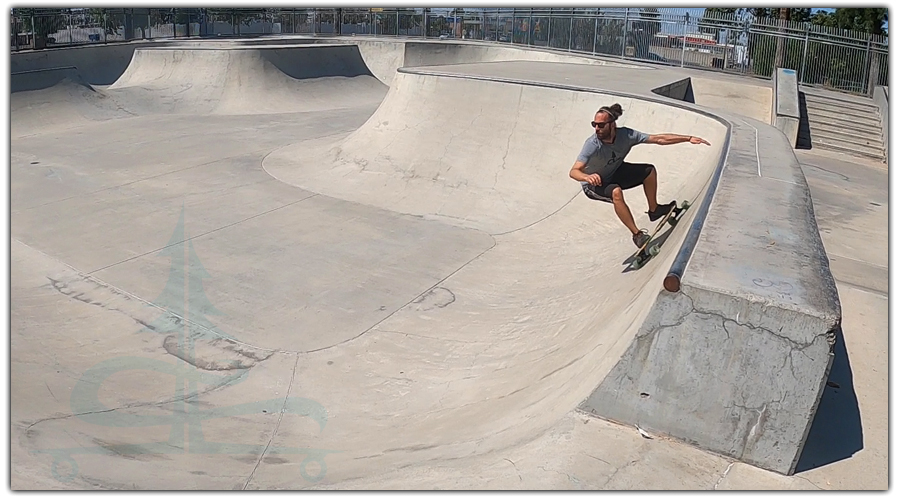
[104,45,388,115]
[11,67,135,138]
[11,45,390,137]
[11,66,92,94]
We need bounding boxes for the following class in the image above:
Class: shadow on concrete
[794,325,863,473]
[796,91,813,150]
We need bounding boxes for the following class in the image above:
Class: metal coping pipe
[663,119,731,293]
[11,66,78,75]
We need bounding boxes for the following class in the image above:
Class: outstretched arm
[646,134,711,146]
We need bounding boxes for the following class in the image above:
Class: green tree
[810,9,836,27]
[828,8,887,35]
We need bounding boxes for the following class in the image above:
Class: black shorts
[582,162,654,203]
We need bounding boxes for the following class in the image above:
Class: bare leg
[643,167,659,212]
[611,187,640,234]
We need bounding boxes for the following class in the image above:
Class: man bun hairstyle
[598,103,623,121]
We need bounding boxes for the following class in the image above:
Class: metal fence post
[568,16,573,51]
[622,8,628,57]
[593,16,598,55]
[864,34,874,96]
[681,13,687,67]
[548,14,553,47]
[528,8,532,45]
[800,26,809,84]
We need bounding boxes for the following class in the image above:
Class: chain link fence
[10,7,888,97]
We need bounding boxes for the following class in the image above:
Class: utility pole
[775,7,789,68]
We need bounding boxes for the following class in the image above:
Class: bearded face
[592,111,616,142]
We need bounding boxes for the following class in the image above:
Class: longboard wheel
[648,245,660,256]
[631,253,647,269]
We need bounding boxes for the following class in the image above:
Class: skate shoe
[632,229,651,248]
[648,201,676,222]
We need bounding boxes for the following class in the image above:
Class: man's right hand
[584,173,602,186]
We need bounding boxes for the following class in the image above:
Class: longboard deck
[628,200,691,270]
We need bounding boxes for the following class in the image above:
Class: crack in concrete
[45,382,59,403]
[504,458,523,482]
[537,465,580,487]
[307,236,498,355]
[599,458,640,488]
[23,369,239,436]
[491,88,524,216]
[585,453,612,466]
[242,354,301,490]
[797,475,826,490]
[713,462,734,490]
[680,290,821,352]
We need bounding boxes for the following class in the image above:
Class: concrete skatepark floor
[8,39,889,490]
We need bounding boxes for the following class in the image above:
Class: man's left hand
[690,136,711,146]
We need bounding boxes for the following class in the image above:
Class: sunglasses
[591,120,614,128]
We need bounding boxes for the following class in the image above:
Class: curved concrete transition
[11,38,839,489]
[263,70,725,234]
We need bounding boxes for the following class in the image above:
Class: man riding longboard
[568,103,710,248]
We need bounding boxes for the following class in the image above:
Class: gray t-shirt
[576,127,650,184]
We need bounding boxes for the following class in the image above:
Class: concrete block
[772,68,800,147]
[580,283,836,475]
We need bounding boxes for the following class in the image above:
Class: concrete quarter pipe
[11,40,834,489]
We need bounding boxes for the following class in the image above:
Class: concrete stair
[801,90,886,162]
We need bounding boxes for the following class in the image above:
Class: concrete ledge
[873,85,888,161]
[772,67,800,147]
[579,113,841,475]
